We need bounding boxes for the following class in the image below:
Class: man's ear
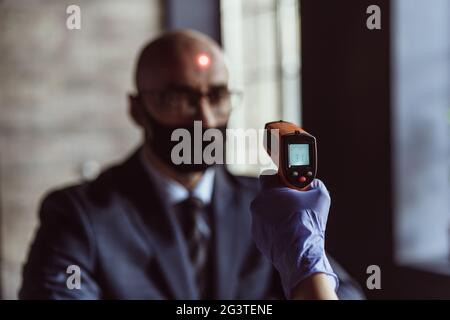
[128,93,145,127]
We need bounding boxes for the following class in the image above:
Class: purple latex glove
[250,174,338,298]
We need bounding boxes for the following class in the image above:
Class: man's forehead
[136,31,228,90]
[152,75,228,92]
[142,53,228,90]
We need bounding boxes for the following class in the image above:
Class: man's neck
[143,145,204,191]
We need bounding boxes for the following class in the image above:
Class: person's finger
[259,174,330,199]
[309,178,331,197]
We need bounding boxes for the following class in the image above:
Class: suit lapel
[115,149,198,299]
[211,166,241,299]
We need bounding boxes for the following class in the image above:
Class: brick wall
[0,0,162,299]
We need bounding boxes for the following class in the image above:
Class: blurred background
[0,0,449,299]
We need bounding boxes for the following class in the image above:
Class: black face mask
[143,110,227,173]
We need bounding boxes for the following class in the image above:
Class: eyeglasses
[139,85,243,120]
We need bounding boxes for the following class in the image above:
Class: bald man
[20,30,363,300]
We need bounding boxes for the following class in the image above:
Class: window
[221,0,301,176]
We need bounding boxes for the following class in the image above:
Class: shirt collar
[140,148,215,206]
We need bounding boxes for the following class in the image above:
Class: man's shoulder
[41,148,146,208]
[40,160,124,215]
[39,159,262,216]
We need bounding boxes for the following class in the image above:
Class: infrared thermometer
[264,120,317,191]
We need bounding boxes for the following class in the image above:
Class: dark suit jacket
[19,149,364,299]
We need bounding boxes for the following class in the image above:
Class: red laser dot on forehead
[197,54,210,68]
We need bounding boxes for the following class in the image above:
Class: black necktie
[177,196,211,298]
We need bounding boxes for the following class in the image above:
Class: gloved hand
[250,173,338,298]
